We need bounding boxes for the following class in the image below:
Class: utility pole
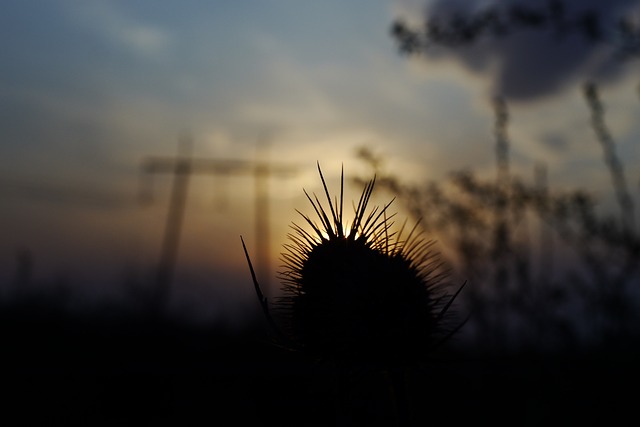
[140,136,299,314]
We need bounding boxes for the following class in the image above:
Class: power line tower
[140,135,299,314]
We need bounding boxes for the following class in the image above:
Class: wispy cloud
[63,0,172,58]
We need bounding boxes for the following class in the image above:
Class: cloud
[395,0,640,101]
[64,0,172,57]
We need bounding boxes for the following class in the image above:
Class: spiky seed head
[276,165,459,368]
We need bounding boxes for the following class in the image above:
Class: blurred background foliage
[349,0,640,355]
[355,80,640,354]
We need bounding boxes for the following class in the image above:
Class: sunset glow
[1,0,639,323]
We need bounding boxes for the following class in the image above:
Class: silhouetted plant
[242,163,466,425]
[243,163,465,366]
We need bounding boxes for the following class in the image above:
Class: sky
[1,0,639,322]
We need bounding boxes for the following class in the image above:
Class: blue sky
[1,0,639,320]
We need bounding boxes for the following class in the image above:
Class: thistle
[242,163,466,369]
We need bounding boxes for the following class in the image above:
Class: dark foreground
[2,300,639,427]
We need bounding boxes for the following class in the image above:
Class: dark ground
[2,298,639,427]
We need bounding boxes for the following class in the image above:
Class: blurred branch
[583,81,635,233]
[391,0,640,59]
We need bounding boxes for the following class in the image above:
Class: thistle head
[275,164,464,368]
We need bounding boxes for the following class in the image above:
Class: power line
[140,135,299,313]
